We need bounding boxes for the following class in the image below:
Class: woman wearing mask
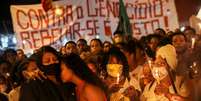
[141,45,189,101]
[102,47,140,101]
[19,46,76,101]
[60,53,107,101]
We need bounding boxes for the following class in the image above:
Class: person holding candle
[183,26,197,44]
[170,32,190,77]
[141,44,190,101]
[102,47,139,101]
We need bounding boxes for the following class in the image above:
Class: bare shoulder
[84,83,106,101]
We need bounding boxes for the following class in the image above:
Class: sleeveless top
[75,81,107,101]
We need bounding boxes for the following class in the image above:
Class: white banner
[10,0,179,54]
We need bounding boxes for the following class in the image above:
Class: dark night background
[0,0,201,34]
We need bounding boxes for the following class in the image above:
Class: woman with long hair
[60,53,107,101]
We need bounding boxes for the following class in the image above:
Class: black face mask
[41,63,60,76]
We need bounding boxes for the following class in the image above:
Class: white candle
[148,60,152,68]
[191,38,196,49]
[116,74,120,84]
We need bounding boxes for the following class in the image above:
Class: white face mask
[151,66,168,81]
[106,64,123,77]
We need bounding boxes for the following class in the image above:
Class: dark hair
[61,53,106,91]
[77,39,87,45]
[90,39,103,48]
[16,49,24,53]
[139,36,155,58]
[113,30,123,35]
[35,46,61,82]
[170,32,187,43]
[36,46,60,66]
[155,28,166,36]
[2,49,17,64]
[14,53,38,84]
[102,47,130,81]
[183,26,196,34]
[2,49,17,57]
[157,36,172,48]
[103,41,112,46]
[65,41,77,47]
[146,34,162,44]
[0,74,6,84]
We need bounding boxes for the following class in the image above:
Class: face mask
[106,64,123,77]
[151,66,168,81]
[41,63,60,75]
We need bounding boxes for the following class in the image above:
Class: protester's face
[184,30,195,43]
[103,42,111,53]
[65,43,77,55]
[106,56,124,81]
[79,51,90,60]
[0,83,7,93]
[113,34,123,44]
[17,50,24,60]
[60,62,73,83]
[77,41,86,51]
[42,52,59,65]
[90,40,102,54]
[22,61,39,79]
[148,37,159,51]
[0,63,9,76]
[6,53,17,64]
[172,35,186,53]
[60,47,66,55]
[26,61,38,72]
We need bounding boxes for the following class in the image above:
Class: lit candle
[191,38,196,49]
[116,74,120,84]
[148,60,152,68]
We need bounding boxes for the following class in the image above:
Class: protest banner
[10,0,179,54]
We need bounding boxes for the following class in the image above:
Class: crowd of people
[0,26,201,101]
